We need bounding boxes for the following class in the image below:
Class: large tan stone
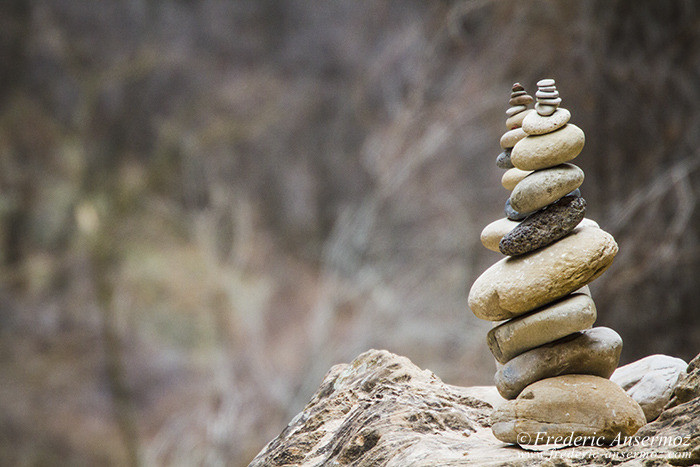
[494,327,622,399]
[509,163,584,213]
[522,107,570,135]
[511,123,585,170]
[468,225,617,321]
[487,292,596,364]
[491,374,646,445]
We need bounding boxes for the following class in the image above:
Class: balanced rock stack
[470,79,646,445]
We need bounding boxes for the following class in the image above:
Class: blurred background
[0,0,698,465]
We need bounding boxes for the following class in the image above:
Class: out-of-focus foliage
[0,0,698,464]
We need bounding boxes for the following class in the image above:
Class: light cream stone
[480,218,520,252]
[499,128,527,149]
[509,163,584,213]
[522,107,571,135]
[501,168,532,190]
[492,374,646,444]
[487,293,597,364]
[494,327,622,399]
[511,124,585,170]
[468,225,618,321]
[611,354,688,422]
[505,108,533,130]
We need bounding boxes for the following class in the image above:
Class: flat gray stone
[487,292,596,364]
[494,327,622,399]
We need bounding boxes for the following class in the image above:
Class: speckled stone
[509,163,584,213]
[496,149,514,169]
[522,108,571,136]
[501,168,532,190]
[494,327,623,399]
[499,195,586,256]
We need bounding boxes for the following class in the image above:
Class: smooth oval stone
[501,167,532,190]
[505,108,533,130]
[488,293,596,364]
[494,327,623,399]
[535,90,559,99]
[535,103,557,116]
[510,163,584,213]
[537,78,556,87]
[496,149,514,169]
[512,83,525,92]
[499,195,586,256]
[492,374,646,444]
[499,127,527,149]
[480,218,520,252]
[611,355,688,422]
[468,225,618,321]
[504,198,530,221]
[506,105,526,117]
[539,85,557,92]
[511,124,585,170]
[522,108,571,135]
[538,97,562,106]
[509,95,533,106]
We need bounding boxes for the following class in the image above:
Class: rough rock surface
[611,354,688,422]
[499,195,586,256]
[469,225,618,321]
[251,350,700,466]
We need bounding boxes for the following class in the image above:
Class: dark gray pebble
[497,149,515,169]
[500,196,587,256]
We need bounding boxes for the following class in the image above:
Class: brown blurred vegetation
[0,0,698,465]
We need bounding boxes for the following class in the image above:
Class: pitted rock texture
[251,350,700,466]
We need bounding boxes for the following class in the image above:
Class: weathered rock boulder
[250,350,700,466]
[611,354,687,421]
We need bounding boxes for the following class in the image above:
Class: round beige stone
[501,168,532,190]
[500,127,527,149]
[509,163,584,213]
[522,108,571,135]
[492,374,646,444]
[487,293,597,364]
[505,109,533,130]
[480,218,521,252]
[468,225,618,321]
[511,124,585,170]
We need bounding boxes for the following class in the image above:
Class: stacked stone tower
[469,80,646,444]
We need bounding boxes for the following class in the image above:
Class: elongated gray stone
[509,163,584,213]
[487,292,596,364]
[494,327,623,399]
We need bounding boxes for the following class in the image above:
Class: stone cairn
[469,80,646,445]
